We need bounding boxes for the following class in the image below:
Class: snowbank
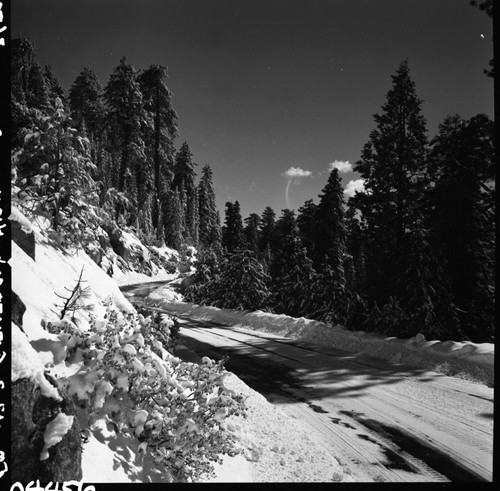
[205,372,349,483]
[145,300,494,387]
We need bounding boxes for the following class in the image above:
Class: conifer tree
[186,189,200,246]
[259,206,276,253]
[427,114,495,341]
[297,199,318,257]
[44,65,66,101]
[353,60,429,306]
[26,60,51,111]
[184,247,222,305]
[222,201,245,253]
[198,165,221,249]
[209,250,270,311]
[269,209,299,278]
[11,37,36,106]
[271,236,317,318]
[104,58,145,193]
[173,142,197,196]
[69,68,106,142]
[137,65,179,234]
[163,188,185,250]
[244,213,261,254]
[308,259,347,326]
[315,169,348,279]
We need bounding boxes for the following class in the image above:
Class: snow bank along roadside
[204,372,350,483]
[145,300,494,388]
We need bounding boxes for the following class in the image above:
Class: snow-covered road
[173,316,493,482]
[120,281,493,483]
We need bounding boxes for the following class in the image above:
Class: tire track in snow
[177,322,492,482]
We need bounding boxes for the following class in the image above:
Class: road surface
[121,282,494,483]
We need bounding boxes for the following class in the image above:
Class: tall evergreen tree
[11,37,36,106]
[272,243,317,318]
[69,68,106,141]
[222,201,245,253]
[43,65,66,101]
[314,169,348,280]
[26,59,51,111]
[172,141,197,196]
[137,65,179,234]
[269,211,317,317]
[104,57,145,193]
[163,188,185,250]
[198,164,221,249]
[427,114,495,341]
[259,206,276,253]
[297,199,318,257]
[353,60,429,306]
[186,188,200,246]
[270,209,300,279]
[184,247,222,305]
[244,213,261,254]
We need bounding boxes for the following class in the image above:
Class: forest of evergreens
[11,27,494,343]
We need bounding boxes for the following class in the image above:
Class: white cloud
[329,160,353,174]
[282,166,313,179]
[344,179,365,198]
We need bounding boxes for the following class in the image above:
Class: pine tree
[184,247,222,305]
[297,199,317,257]
[209,250,270,311]
[271,237,317,318]
[11,37,36,106]
[353,60,429,306]
[173,141,197,196]
[244,213,261,254]
[198,164,221,249]
[308,259,347,326]
[344,203,367,295]
[44,65,66,102]
[270,209,299,279]
[163,188,185,250]
[222,201,245,253]
[11,38,45,153]
[104,58,145,194]
[69,68,106,142]
[259,206,276,253]
[137,65,179,234]
[315,168,348,278]
[186,189,200,246]
[427,114,495,341]
[26,60,51,111]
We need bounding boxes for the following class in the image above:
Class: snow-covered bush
[49,306,247,482]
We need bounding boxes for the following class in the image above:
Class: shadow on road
[174,316,442,405]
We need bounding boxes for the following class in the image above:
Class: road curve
[121,287,493,482]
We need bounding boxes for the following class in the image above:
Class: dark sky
[12,0,494,218]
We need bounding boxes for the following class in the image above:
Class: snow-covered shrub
[49,306,246,482]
